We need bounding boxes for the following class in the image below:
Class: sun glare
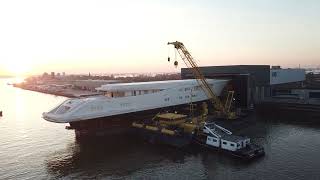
[3,61,31,76]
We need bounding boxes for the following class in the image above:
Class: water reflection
[45,134,202,179]
[45,132,266,179]
[14,88,26,121]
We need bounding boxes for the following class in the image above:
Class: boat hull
[193,136,265,160]
[132,128,193,148]
[68,101,210,137]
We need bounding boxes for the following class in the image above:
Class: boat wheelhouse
[195,122,265,159]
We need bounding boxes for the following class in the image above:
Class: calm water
[0,78,320,180]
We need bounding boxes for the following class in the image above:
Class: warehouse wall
[270,69,305,85]
[181,65,270,86]
[181,65,270,108]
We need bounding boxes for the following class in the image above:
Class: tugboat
[193,122,265,160]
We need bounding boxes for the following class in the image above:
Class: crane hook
[174,60,178,68]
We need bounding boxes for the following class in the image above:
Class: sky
[0,0,319,76]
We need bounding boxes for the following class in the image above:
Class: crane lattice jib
[167,41,225,112]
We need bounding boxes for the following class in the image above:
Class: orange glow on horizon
[0,0,319,76]
[3,60,32,76]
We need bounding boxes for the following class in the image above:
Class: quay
[257,97,320,119]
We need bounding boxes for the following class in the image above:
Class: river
[0,78,319,180]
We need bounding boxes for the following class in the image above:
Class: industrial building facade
[181,65,271,109]
[181,65,306,109]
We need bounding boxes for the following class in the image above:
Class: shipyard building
[181,65,306,109]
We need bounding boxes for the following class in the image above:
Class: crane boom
[168,41,234,118]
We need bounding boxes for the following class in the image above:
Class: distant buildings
[42,72,49,78]
[42,72,66,79]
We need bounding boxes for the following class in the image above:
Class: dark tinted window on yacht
[194,86,200,90]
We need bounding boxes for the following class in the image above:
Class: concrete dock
[257,97,320,119]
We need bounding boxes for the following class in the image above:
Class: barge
[132,113,198,147]
[132,112,265,160]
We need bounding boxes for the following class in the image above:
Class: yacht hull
[69,101,210,137]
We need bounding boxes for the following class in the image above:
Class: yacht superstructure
[43,79,228,135]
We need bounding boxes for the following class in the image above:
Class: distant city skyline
[0,0,319,76]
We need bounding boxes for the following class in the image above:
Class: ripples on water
[0,78,320,180]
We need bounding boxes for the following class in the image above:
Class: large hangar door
[231,75,249,108]
[206,74,249,109]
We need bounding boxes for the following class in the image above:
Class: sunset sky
[0,0,319,76]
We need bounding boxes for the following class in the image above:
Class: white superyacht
[43,79,228,135]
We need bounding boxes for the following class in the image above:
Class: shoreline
[13,84,101,98]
